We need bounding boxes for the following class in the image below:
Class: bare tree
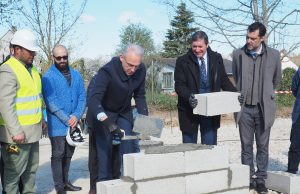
[14,0,87,71]
[0,0,20,25]
[161,0,300,56]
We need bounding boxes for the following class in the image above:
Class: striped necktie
[200,57,207,85]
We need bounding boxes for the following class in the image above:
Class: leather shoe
[64,182,82,191]
[256,182,268,194]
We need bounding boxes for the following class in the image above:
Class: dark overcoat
[174,47,236,133]
[88,57,148,128]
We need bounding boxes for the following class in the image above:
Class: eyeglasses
[124,58,141,70]
[54,55,68,61]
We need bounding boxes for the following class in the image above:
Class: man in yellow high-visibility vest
[0,29,42,194]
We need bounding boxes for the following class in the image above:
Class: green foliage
[162,3,198,58]
[276,68,296,107]
[146,91,177,111]
[116,23,155,56]
[71,58,87,80]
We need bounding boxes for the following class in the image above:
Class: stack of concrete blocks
[97,145,249,194]
[266,171,300,194]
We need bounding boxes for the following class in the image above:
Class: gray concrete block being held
[193,92,241,116]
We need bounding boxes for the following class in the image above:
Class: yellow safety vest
[0,57,42,126]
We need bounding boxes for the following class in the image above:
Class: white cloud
[80,14,96,23]
[118,11,141,24]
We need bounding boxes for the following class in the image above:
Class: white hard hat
[66,124,85,146]
[10,29,39,52]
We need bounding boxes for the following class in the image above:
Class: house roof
[281,56,298,70]
[156,57,176,67]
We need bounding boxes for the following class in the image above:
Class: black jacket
[174,47,236,132]
[88,57,148,126]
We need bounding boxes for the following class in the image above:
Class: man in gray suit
[232,22,282,193]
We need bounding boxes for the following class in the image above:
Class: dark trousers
[96,116,138,181]
[50,136,75,192]
[239,105,271,182]
[182,116,217,145]
[0,152,4,194]
[288,115,300,173]
[88,128,98,189]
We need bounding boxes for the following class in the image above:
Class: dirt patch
[149,106,292,127]
[276,106,292,118]
[149,107,179,127]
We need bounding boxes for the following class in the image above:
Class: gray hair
[121,44,144,57]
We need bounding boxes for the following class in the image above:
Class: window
[162,72,173,89]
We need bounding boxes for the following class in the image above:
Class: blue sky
[75,0,171,59]
[2,0,298,60]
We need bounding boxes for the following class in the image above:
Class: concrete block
[193,92,240,116]
[135,177,185,194]
[97,179,133,194]
[214,188,249,194]
[185,169,228,194]
[229,164,249,188]
[266,171,300,194]
[123,152,185,181]
[185,146,229,173]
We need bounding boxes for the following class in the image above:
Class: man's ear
[120,54,125,62]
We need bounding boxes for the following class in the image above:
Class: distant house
[156,57,234,92]
[281,56,298,70]
[157,58,176,93]
[0,27,16,63]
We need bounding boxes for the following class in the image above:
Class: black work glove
[111,128,125,145]
[238,94,244,105]
[102,118,119,132]
[189,94,198,109]
[102,118,124,145]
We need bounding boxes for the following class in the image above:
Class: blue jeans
[182,116,217,145]
[50,136,75,192]
[96,116,139,181]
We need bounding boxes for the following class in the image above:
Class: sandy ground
[0,117,294,193]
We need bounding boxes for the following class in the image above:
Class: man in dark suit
[88,44,148,182]
[174,31,236,145]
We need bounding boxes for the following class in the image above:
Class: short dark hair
[191,31,209,45]
[248,22,266,37]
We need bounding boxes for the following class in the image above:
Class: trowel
[122,114,164,140]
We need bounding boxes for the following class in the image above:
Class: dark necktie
[250,51,257,59]
[200,57,207,85]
